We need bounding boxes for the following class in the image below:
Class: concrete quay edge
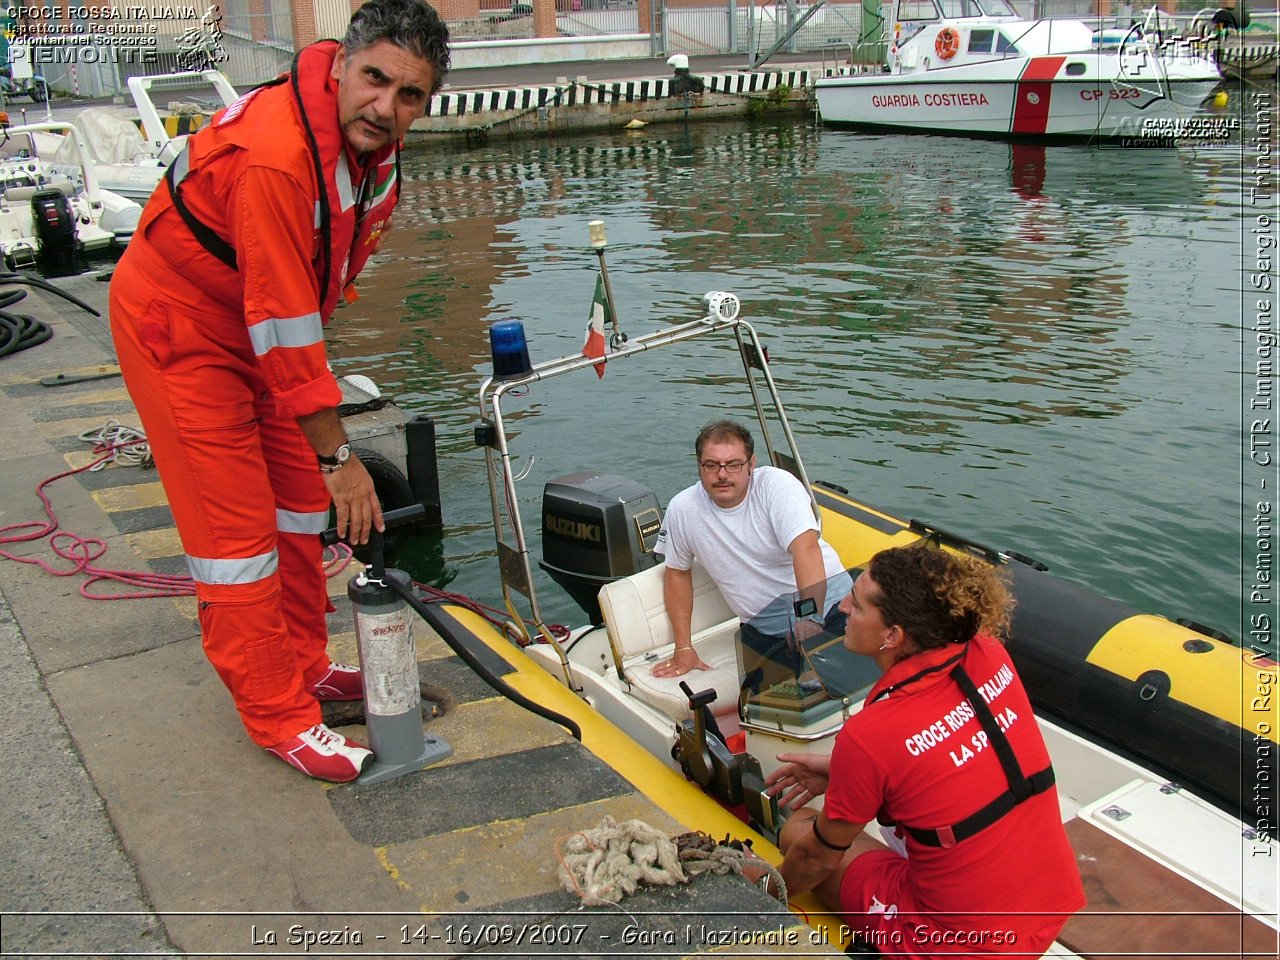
[412,63,844,139]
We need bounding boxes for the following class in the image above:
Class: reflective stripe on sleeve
[247,312,324,356]
[276,508,329,535]
[186,550,279,585]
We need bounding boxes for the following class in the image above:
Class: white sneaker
[267,722,373,783]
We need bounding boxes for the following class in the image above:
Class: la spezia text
[248,922,1016,950]
[246,923,818,950]
[904,663,1019,767]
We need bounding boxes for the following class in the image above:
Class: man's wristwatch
[318,442,352,473]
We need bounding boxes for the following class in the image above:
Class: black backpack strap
[953,663,1034,802]
[164,155,237,271]
[158,76,289,273]
[901,766,1055,848]
[898,660,1055,848]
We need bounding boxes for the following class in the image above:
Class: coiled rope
[0,420,353,599]
[79,419,151,470]
[555,816,786,907]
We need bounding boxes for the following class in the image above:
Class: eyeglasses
[699,459,749,475]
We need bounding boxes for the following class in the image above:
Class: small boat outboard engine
[539,471,663,624]
[31,188,80,275]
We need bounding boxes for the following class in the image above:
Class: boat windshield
[978,0,1018,15]
[934,0,1018,16]
[735,572,882,715]
[0,131,37,161]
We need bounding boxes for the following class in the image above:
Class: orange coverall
[109,44,399,746]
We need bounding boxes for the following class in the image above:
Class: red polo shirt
[825,634,1084,956]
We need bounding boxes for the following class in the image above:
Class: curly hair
[866,543,1013,650]
[343,0,451,94]
[695,420,754,460]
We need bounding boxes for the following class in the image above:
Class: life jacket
[163,39,401,322]
[872,643,1056,849]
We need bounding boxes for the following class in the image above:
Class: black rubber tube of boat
[384,575,583,742]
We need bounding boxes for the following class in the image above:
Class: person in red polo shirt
[765,543,1084,956]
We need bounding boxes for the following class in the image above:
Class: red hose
[1,440,353,599]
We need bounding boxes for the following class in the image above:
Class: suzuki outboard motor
[539,472,662,624]
[32,188,79,274]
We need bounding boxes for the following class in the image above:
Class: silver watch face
[335,443,352,464]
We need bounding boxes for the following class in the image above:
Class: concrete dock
[0,254,846,956]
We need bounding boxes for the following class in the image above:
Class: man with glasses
[651,420,851,680]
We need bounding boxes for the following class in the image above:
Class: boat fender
[355,448,415,511]
[935,27,961,61]
[1134,669,1171,706]
[348,448,418,563]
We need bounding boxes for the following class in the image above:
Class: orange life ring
[935,27,961,61]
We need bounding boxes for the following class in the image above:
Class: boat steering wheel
[935,27,961,61]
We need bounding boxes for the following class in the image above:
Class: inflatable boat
[415,289,1276,956]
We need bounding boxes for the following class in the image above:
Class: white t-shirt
[655,465,850,626]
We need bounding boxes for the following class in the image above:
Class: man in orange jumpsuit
[109,0,450,782]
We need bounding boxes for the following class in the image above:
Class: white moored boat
[0,122,141,271]
[35,70,237,203]
[814,0,1223,142]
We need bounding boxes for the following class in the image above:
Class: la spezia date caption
[246,921,1003,952]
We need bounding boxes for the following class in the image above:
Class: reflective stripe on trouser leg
[108,275,321,747]
[258,402,334,689]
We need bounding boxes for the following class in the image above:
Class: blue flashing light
[489,319,533,380]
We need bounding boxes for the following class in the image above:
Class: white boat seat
[598,561,742,724]
[3,178,75,203]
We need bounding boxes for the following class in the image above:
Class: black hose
[0,310,52,358]
[0,271,101,316]
[385,576,583,742]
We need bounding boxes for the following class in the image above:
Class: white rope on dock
[555,816,786,907]
[79,420,151,470]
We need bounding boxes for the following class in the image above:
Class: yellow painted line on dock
[91,481,169,512]
[418,696,565,768]
[62,451,102,471]
[124,527,183,561]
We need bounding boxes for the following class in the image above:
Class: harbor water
[336,114,1262,644]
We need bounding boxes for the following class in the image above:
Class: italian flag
[582,273,611,379]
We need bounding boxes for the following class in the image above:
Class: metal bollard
[325,505,451,785]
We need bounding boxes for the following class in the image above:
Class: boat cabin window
[968,28,995,53]
[995,31,1019,53]
[938,0,983,17]
[978,0,1017,15]
[897,0,940,22]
